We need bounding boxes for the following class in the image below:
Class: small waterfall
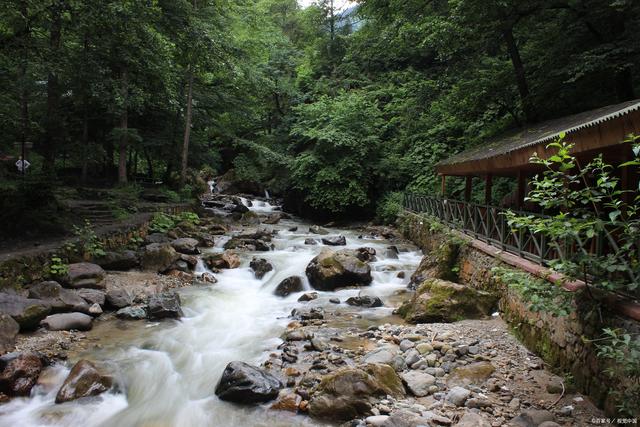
[264,189,270,199]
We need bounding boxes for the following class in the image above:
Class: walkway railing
[402,193,618,268]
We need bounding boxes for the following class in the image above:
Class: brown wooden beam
[484,174,493,205]
[441,175,447,197]
[464,176,473,201]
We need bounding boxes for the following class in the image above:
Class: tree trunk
[118,67,129,185]
[81,107,89,184]
[80,33,90,185]
[18,0,30,150]
[43,1,63,174]
[180,68,194,188]
[502,26,537,123]
[144,148,154,178]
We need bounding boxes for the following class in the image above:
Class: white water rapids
[0,199,422,427]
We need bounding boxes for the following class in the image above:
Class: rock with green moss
[410,240,460,287]
[308,364,404,421]
[305,249,372,291]
[397,279,497,323]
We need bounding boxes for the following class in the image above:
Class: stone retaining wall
[0,204,191,291]
[398,211,639,416]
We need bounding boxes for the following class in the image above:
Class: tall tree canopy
[1,0,638,221]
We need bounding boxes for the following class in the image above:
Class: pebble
[399,339,414,352]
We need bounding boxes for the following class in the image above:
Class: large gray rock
[147,292,183,319]
[55,360,113,403]
[116,306,147,320]
[446,386,471,406]
[76,288,106,306]
[64,263,106,289]
[40,312,93,331]
[305,249,372,291]
[321,235,346,246]
[27,281,90,314]
[0,314,20,353]
[105,288,133,309]
[397,279,498,323]
[363,347,397,366]
[171,238,200,255]
[141,243,181,273]
[249,257,273,279]
[456,411,492,427]
[308,364,404,421]
[345,295,383,308]
[145,233,170,244]
[94,250,139,271]
[0,352,43,396]
[0,293,51,330]
[203,250,240,270]
[400,371,436,397]
[274,276,304,297]
[309,225,329,235]
[224,237,270,251]
[215,361,282,403]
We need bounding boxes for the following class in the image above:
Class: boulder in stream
[215,361,282,403]
[0,352,43,396]
[105,288,133,309]
[309,225,329,235]
[305,249,372,291]
[55,360,113,403]
[147,292,183,319]
[40,312,93,331]
[274,276,304,297]
[171,238,200,255]
[249,258,273,279]
[321,235,346,246]
[345,295,383,308]
[203,250,241,270]
[141,243,181,273]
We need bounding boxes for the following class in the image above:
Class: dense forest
[1,0,639,228]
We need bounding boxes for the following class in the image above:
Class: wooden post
[484,174,493,205]
[516,170,526,210]
[464,176,473,202]
[441,175,447,198]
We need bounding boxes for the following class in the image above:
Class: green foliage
[290,91,383,215]
[148,211,199,233]
[48,255,69,279]
[376,192,403,225]
[504,135,640,296]
[149,213,176,233]
[72,220,106,258]
[493,267,573,317]
[595,328,640,416]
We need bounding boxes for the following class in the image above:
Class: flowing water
[0,199,422,427]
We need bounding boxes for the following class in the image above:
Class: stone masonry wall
[398,211,639,416]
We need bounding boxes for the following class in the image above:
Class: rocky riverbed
[0,194,605,426]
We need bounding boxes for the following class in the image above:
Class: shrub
[375,192,403,224]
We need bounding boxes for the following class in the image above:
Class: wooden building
[436,100,640,208]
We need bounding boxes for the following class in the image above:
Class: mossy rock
[309,364,404,421]
[397,278,498,323]
[447,361,495,387]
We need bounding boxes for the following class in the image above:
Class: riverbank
[0,195,607,426]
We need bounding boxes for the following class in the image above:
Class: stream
[0,198,423,427]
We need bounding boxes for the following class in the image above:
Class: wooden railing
[402,193,622,269]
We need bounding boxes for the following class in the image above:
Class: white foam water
[0,200,422,427]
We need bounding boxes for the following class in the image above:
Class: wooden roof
[437,100,640,176]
